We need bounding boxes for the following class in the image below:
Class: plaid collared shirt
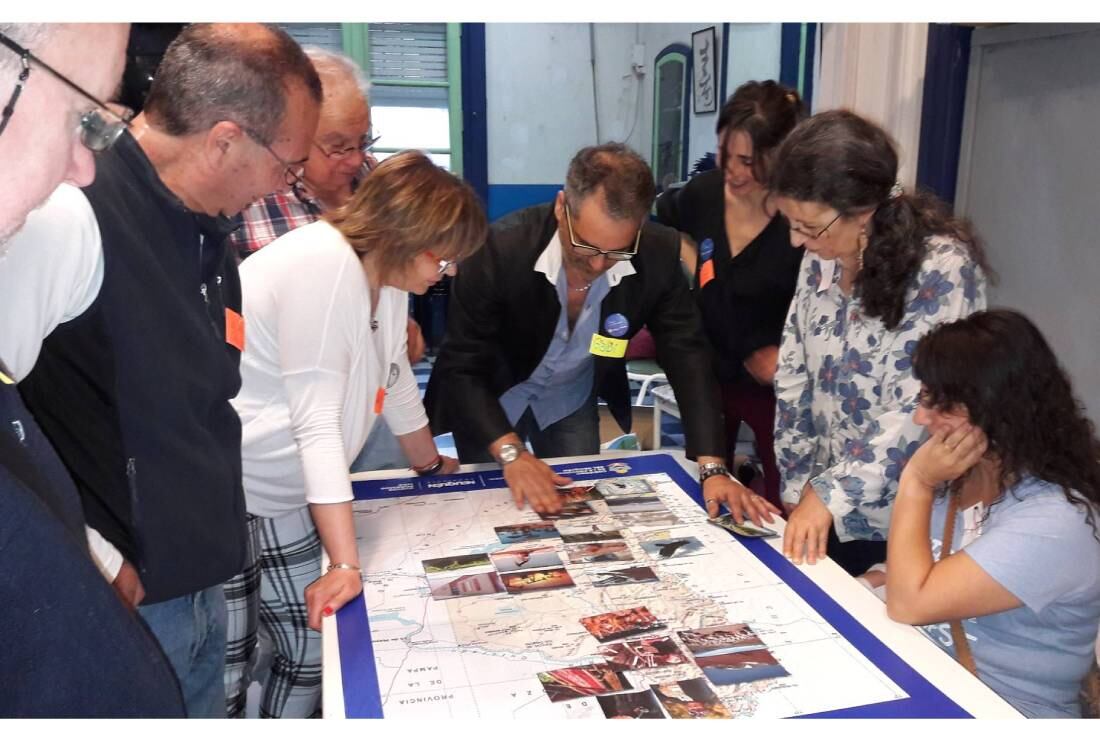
[229,184,324,262]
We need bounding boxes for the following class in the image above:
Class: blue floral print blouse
[773,236,987,542]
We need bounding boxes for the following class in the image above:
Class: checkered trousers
[223,507,324,718]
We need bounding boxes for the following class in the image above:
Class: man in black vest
[0,23,183,716]
[4,24,322,717]
[425,144,780,525]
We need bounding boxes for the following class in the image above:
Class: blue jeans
[139,584,228,718]
[349,417,407,473]
[455,400,601,463]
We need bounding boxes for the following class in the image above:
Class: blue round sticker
[699,237,715,261]
[604,313,629,338]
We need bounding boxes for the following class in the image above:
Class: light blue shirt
[923,478,1100,718]
[499,233,635,431]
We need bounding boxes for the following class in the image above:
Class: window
[651,45,690,189]
[277,22,463,174]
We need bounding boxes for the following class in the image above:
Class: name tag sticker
[0,370,12,385]
[374,387,386,414]
[699,259,716,288]
[589,334,628,358]
[225,308,245,351]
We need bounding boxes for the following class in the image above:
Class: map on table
[335,453,967,719]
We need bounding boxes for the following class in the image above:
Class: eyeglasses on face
[789,211,842,241]
[425,250,458,276]
[314,131,380,161]
[563,202,640,261]
[241,126,307,188]
[0,31,133,151]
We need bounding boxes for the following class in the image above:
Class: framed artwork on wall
[691,26,718,114]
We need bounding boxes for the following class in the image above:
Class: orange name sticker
[374,387,386,415]
[699,259,716,288]
[225,308,245,351]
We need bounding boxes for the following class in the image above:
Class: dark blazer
[425,202,725,459]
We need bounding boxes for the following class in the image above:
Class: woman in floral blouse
[768,110,990,575]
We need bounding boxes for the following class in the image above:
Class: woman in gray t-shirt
[885,309,1100,718]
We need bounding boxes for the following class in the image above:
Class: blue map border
[336,453,971,719]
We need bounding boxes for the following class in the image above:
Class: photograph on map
[598,635,689,671]
[694,648,790,687]
[500,566,576,593]
[588,566,660,588]
[489,546,563,573]
[707,514,779,539]
[640,536,706,560]
[605,494,665,514]
[428,571,506,600]
[558,527,624,545]
[676,623,764,656]
[556,484,604,503]
[610,510,681,528]
[596,689,667,719]
[495,522,561,545]
[650,677,732,719]
[421,552,492,575]
[580,606,665,642]
[564,541,634,564]
[536,501,596,521]
[537,663,630,703]
[595,478,657,497]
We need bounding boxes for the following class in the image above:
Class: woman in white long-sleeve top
[223,151,487,717]
[768,110,990,576]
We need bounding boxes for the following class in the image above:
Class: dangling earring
[857,231,868,271]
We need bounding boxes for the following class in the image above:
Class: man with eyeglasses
[0,23,184,715]
[229,47,425,481]
[426,143,747,516]
[0,24,322,717]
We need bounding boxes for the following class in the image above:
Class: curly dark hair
[715,80,806,187]
[912,309,1100,537]
[770,110,992,329]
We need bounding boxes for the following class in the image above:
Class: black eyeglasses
[563,202,640,261]
[789,211,842,241]
[241,126,307,188]
[0,31,132,151]
[314,131,380,161]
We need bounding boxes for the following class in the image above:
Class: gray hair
[143,23,323,146]
[303,46,370,105]
[0,24,57,77]
[565,142,656,221]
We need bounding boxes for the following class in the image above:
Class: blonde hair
[326,151,488,279]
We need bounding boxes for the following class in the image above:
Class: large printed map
[341,455,914,719]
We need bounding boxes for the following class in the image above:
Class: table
[323,451,1020,719]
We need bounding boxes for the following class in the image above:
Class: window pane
[276,23,344,53]
[655,59,685,186]
[368,23,448,83]
[371,105,451,150]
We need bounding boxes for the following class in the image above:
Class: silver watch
[699,461,732,485]
[496,442,525,465]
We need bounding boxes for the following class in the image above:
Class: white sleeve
[85,525,124,582]
[273,249,361,506]
[382,352,429,437]
[0,184,104,380]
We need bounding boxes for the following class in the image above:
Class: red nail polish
[323,606,334,616]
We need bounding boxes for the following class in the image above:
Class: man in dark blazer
[425,144,778,524]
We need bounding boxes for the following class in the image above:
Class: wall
[484,23,782,220]
[956,24,1100,420]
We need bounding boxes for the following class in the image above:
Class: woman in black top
[664,81,805,512]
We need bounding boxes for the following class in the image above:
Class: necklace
[570,283,591,293]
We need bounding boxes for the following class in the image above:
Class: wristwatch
[698,461,732,485]
[496,442,525,466]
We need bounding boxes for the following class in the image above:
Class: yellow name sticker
[589,334,628,358]
[0,369,13,385]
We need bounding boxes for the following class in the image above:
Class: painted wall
[484,23,782,220]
